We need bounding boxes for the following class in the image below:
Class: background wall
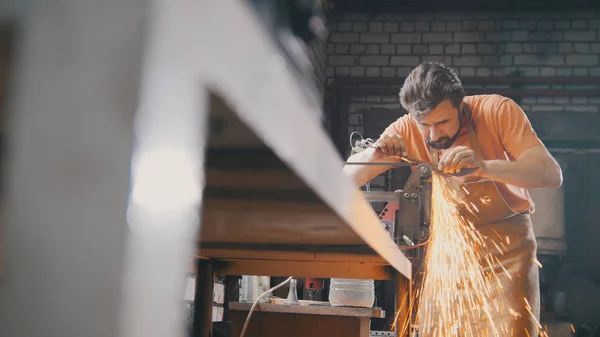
[321,7,600,329]
[325,10,600,138]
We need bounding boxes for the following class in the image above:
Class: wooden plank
[213,259,395,280]
[205,169,309,191]
[198,242,377,255]
[200,194,412,279]
[198,248,385,263]
[205,148,288,170]
[203,168,321,202]
[200,198,364,245]
[229,302,386,318]
[231,310,371,337]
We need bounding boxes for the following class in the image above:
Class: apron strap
[427,102,523,223]
[429,149,439,165]
[463,105,485,160]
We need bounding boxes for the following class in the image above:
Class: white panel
[530,185,566,255]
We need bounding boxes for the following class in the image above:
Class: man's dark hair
[399,61,465,117]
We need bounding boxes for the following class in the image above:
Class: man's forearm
[343,148,375,187]
[480,157,562,189]
[343,148,392,187]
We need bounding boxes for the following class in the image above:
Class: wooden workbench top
[197,92,412,280]
[229,302,386,319]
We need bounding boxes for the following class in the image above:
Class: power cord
[349,130,376,155]
[239,276,293,337]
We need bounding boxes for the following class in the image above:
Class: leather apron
[420,112,540,337]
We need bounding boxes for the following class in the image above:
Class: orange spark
[524,297,543,331]
[414,174,513,337]
[492,229,503,240]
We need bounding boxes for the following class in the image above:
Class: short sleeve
[493,98,543,159]
[381,114,412,139]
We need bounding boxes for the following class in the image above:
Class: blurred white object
[329,278,375,308]
[529,184,566,255]
[285,278,300,305]
[240,276,271,303]
[183,275,196,302]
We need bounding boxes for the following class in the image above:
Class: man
[343,61,562,337]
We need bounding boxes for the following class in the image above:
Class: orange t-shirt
[382,94,543,214]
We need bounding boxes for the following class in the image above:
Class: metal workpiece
[345,159,476,177]
[363,191,405,203]
[362,191,420,203]
[363,161,433,261]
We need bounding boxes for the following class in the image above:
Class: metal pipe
[363,191,403,202]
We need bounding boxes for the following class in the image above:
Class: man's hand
[373,133,408,157]
[344,132,407,187]
[438,146,484,175]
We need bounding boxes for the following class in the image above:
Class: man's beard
[427,130,461,149]
[426,111,464,150]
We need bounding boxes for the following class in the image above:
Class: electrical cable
[399,239,429,250]
[349,130,376,155]
[239,276,293,337]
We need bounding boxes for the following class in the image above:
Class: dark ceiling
[329,0,600,11]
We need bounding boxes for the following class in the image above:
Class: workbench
[192,2,412,337]
[229,302,386,337]
[194,92,412,336]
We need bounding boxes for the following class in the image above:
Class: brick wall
[325,10,600,142]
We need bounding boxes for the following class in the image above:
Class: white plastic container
[328,278,375,308]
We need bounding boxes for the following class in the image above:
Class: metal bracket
[397,164,431,259]
[363,163,432,260]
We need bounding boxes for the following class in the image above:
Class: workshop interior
[0,0,600,337]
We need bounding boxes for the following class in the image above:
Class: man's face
[414,99,462,150]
